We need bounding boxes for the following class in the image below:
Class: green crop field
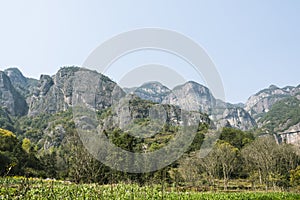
[1,177,299,200]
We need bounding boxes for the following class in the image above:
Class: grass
[1,177,300,200]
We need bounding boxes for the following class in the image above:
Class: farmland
[1,177,299,200]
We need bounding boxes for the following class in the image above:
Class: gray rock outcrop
[0,71,28,116]
[28,67,126,116]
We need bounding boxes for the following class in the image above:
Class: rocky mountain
[28,67,125,116]
[1,66,299,137]
[124,81,256,130]
[214,102,257,131]
[245,84,300,120]
[255,96,300,146]
[0,71,28,116]
[162,81,216,114]
[257,96,300,132]
[243,84,300,145]
[124,81,171,103]
[4,68,38,98]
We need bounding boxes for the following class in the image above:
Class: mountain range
[0,66,300,145]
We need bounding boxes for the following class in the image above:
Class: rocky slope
[0,71,28,116]
[28,67,125,116]
[162,81,216,114]
[245,84,300,120]
[257,96,300,131]
[214,102,257,131]
[245,85,300,145]
[263,96,300,146]
[274,122,300,145]
[124,81,171,103]
[4,68,38,98]
[125,81,256,130]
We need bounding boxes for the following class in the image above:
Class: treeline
[178,128,300,191]
[1,114,300,191]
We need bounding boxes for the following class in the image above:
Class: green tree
[0,128,18,151]
[22,138,31,153]
[220,127,254,149]
[290,166,300,187]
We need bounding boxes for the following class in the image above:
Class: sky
[0,0,299,103]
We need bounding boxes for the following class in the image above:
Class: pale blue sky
[0,0,299,103]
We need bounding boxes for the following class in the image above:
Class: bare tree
[199,149,219,187]
[214,142,238,190]
[178,153,201,187]
[241,136,278,191]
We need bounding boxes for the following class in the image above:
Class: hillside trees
[241,136,300,190]
[220,127,254,149]
[0,128,42,176]
[64,130,108,183]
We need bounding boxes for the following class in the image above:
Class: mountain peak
[125,81,171,103]
[172,81,210,95]
[4,67,27,85]
[186,80,200,85]
[4,67,23,73]
[141,81,167,88]
[139,81,171,91]
[268,84,279,90]
[3,67,38,97]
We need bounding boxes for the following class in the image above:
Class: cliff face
[125,81,256,131]
[28,67,125,116]
[162,81,216,114]
[0,71,27,116]
[4,68,38,98]
[274,122,300,146]
[217,105,257,130]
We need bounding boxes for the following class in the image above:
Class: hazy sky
[0,0,299,103]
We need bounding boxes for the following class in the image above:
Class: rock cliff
[0,71,27,116]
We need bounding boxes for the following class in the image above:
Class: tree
[22,138,31,153]
[0,128,42,176]
[220,127,254,149]
[290,166,300,187]
[178,153,201,186]
[66,131,105,183]
[0,128,18,152]
[241,136,278,190]
[275,144,299,188]
[0,128,19,175]
[215,141,238,190]
[199,148,219,187]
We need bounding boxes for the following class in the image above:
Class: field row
[1,177,300,200]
